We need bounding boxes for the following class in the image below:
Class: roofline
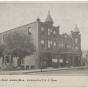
[0,21,37,35]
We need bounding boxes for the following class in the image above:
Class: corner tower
[45,11,54,26]
[71,24,81,52]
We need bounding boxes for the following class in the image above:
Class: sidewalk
[0,66,87,75]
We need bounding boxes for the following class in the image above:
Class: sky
[0,2,88,50]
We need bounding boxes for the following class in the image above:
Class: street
[0,67,88,75]
[24,68,88,75]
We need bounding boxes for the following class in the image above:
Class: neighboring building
[82,50,88,66]
[0,12,82,69]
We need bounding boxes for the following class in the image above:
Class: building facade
[0,12,82,69]
[82,50,88,66]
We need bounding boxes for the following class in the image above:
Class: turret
[45,11,54,26]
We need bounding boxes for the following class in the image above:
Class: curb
[23,67,85,74]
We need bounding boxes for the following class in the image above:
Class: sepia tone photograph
[0,2,87,76]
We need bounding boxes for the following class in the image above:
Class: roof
[73,24,80,33]
[45,11,54,23]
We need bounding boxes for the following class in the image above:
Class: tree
[0,44,4,57]
[4,31,36,59]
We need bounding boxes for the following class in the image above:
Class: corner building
[0,12,82,69]
[37,12,82,68]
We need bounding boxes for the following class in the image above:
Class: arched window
[41,40,45,48]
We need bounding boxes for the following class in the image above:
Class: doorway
[47,53,52,67]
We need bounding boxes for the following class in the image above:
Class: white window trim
[75,38,78,43]
[41,27,44,32]
[41,40,44,44]
[28,27,31,33]
[54,42,56,47]
[54,31,56,34]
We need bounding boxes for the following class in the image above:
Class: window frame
[54,42,57,48]
[41,40,45,48]
[48,40,51,48]
[41,27,45,34]
[48,28,52,35]
[28,27,31,34]
[54,30,56,37]
[75,38,78,43]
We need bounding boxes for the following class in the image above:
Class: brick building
[0,12,82,69]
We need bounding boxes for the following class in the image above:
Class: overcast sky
[0,2,88,50]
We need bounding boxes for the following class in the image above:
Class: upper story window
[72,47,74,50]
[75,38,78,43]
[62,44,64,48]
[41,27,45,34]
[59,44,61,47]
[48,28,52,35]
[67,45,69,48]
[86,55,87,57]
[28,27,31,35]
[64,35,67,38]
[54,30,56,37]
[22,58,24,64]
[54,42,57,47]
[50,29,52,33]
[48,40,52,48]
[69,45,71,48]
[51,41,52,45]
[48,41,51,48]
[67,44,71,48]
[76,47,79,50]
[41,40,45,48]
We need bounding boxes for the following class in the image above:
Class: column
[67,54,71,68]
[72,55,75,67]
[78,56,81,66]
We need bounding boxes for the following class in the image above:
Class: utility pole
[40,57,42,72]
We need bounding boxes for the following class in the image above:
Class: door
[65,44,67,51]
[47,53,52,67]
[17,59,21,67]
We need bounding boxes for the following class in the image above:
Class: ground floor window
[6,56,9,63]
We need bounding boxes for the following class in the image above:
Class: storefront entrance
[47,53,52,67]
[59,53,81,67]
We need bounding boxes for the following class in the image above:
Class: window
[48,28,52,35]
[64,35,67,38]
[69,45,71,48]
[59,44,61,47]
[50,29,52,33]
[62,44,64,47]
[54,31,56,35]
[41,40,45,48]
[6,56,9,63]
[41,27,45,34]
[48,41,51,48]
[75,38,78,43]
[51,41,52,45]
[22,58,24,64]
[67,45,69,48]
[67,45,71,48]
[54,31,56,37]
[48,28,50,35]
[54,42,57,47]
[76,47,79,50]
[86,55,87,57]
[28,27,31,34]
[48,40,53,48]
